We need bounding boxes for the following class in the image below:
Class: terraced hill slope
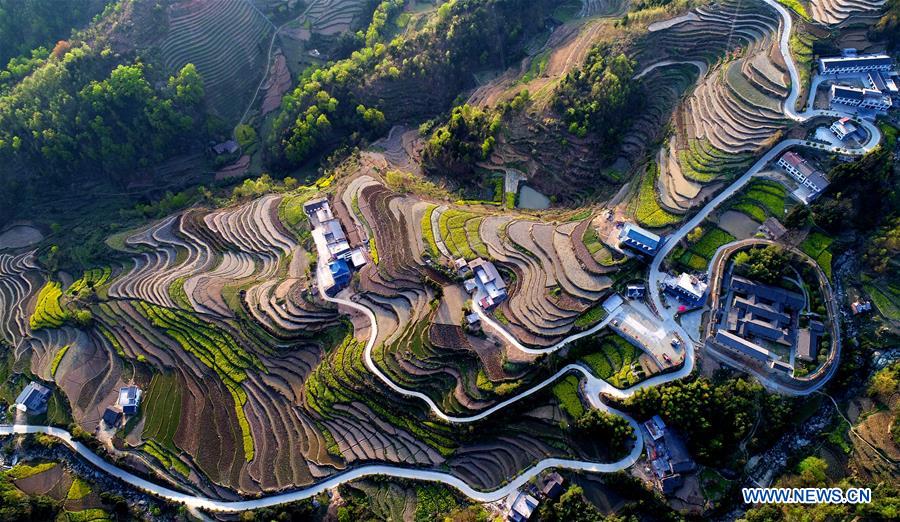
[4,175,634,496]
[160,0,275,122]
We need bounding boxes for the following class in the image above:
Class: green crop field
[50,344,71,378]
[574,304,607,330]
[679,139,752,183]
[635,163,681,228]
[730,180,787,222]
[30,281,70,330]
[67,267,111,296]
[438,209,484,260]
[580,335,642,388]
[137,303,260,461]
[142,372,182,450]
[420,205,439,257]
[677,226,735,271]
[552,375,585,419]
[800,232,833,279]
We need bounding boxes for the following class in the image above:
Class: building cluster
[504,472,565,521]
[618,222,662,256]
[304,198,367,297]
[643,415,695,495]
[103,385,143,429]
[462,257,508,310]
[821,51,897,114]
[713,275,824,373]
[776,151,829,204]
[663,272,708,308]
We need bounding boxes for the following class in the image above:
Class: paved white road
[1,0,883,511]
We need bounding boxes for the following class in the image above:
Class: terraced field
[159,0,275,122]
[1,169,636,496]
[809,0,886,24]
[621,0,799,222]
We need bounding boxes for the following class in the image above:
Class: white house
[777,152,829,199]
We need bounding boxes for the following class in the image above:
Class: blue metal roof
[622,224,661,249]
[820,55,892,71]
[329,259,350,278]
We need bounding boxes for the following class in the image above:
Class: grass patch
[878,119,898,145]
[66,477,92,500]
[700,468,732,500]
[552,375,585,419]
[582,222,603,255]
[5,462,56,480]
[66,508,112,522]
[864,283,900,321]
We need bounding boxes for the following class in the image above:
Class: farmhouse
[642,415,695,495]
[818,53,893,75]
[14,381,51,415]
[829,117,858,141]
[118,385,142,415]
[776,152,829,202]
[731,276,804,309]
[829,85,892,112]
[305,197,368,296]
[851,300,872,315]
[506,491,539,522]
[102,407,123,428]
[211,140,239,155]
[469,258,507,309]
[541,472,565,500]
[663,273,708,306]
[618,223,662,256]
[760,217,787,240]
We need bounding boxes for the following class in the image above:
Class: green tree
[733,245,789,285]
[168,63,204,105]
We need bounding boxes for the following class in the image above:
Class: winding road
[2,0,884,512]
